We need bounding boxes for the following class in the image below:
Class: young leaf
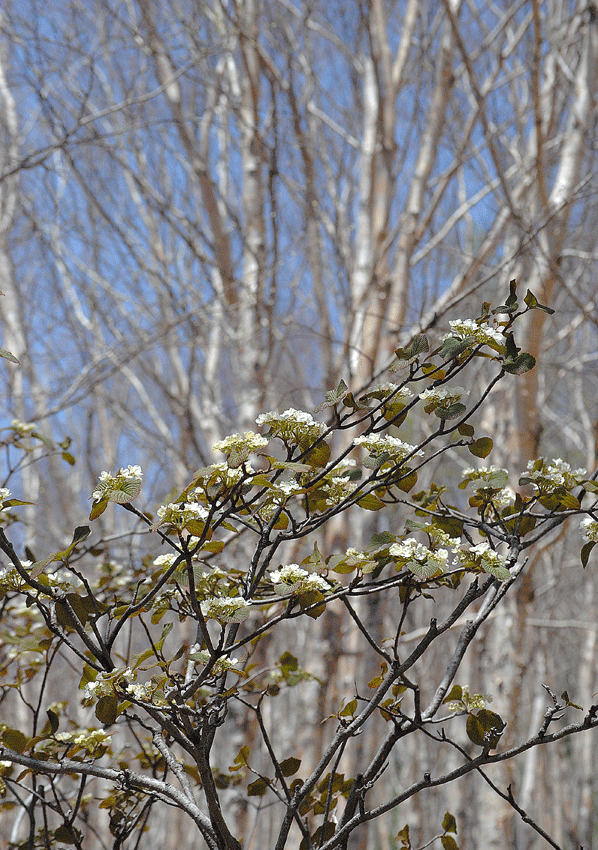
[0,348,20,364]
[468,437,493,458]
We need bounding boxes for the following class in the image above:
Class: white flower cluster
[390,538,449,578]
[523,458,586,494]
[344,548,378,574]
[444,319,504,346]
[11,419,35,436]
[256,408,326,445]
[372,384,413,401]
[213,431,268,456]
[153,553,178,568]
[92,465,143,503]
[157,501,209,527]
[269,564,329,595]
[423,526,461,551]
[0,488,11,512]
[419,386,469,406]
[190,647,243,675]
[54,729,112,749]
[353,434,423,462]
[580,517,598,542]
[323,476,356,507]
[461,466,514,507]
[200,596,251,623]
[457,540,509,579]
[200,462,254,489]
[447,685,489,713]
[271,479,302,503]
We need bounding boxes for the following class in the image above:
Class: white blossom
[92,465,143,503]
[256,408,326,444]
[157,501,209,527]
[212,431,268,455]
[200,596,251,623]
[419,386,469,405]
[580,517,598,543]
[0,488,11,512]
[269,564,329,595]
[390,538,448,578]
[443,318,504,346]
[457,540,510,579]
[353,434,423,462]
[523,458,586,493]
[10,419,35,435]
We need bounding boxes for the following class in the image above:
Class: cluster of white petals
[153,553,178,568]
[447,685,489,713]
[419,386,469,405]
[269,564,329,595]
[190,647,242,674]
[323,476,356,507]
[0,487,11,512]
[390,538,448,577]
[256,408,326,444]
[157,501,209,527]
[372,383,413,401]
[524,458,586,493]
[353,434,423,462]
[92,465,143,502]
[580,517,598,542]
[444,319,504,346]
[457,541,509,578]
[344,548,378,574]
[10,419,35,435]
[213,431,268,456]
[200,596,251,623]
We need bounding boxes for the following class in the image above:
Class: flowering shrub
[1,285,597,850]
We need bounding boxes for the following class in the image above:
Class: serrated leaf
[581,541,596,568]
[0,348,20,364]
[280,757,301,777]
[503,353,535,374]
[468,437,493,458]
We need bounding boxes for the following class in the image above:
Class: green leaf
[54,825,82,845]
[304,440,331,468]
[468,437,493,458]
[0,348,20,364]
[46,709,60,735]
[439,336,476,360]
[406,560,442,580]
[89,498,109,521]
[442,685,463,704]
[458,422,475,437]
[248,777,270,796]
[435,402,466,420]
[30,552,60,578]
[298,589,326,619]
[395,825,411,849]
[62,452,76,465]
[280,757,301,777]
[95,695,118,725]
[441,835,460,850]
[442,812,457,834]
[357,493,386,511]
[315,379,349,411]
[339,698,357,718]
[524,289,554,314]
[481,561,511,581]
[393,335,429,368]
[1,728,28,753]
[581,541,596,569]
[466,709,504,748]
[503,353,536,374]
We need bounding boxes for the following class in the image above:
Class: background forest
[1,1,598,848]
